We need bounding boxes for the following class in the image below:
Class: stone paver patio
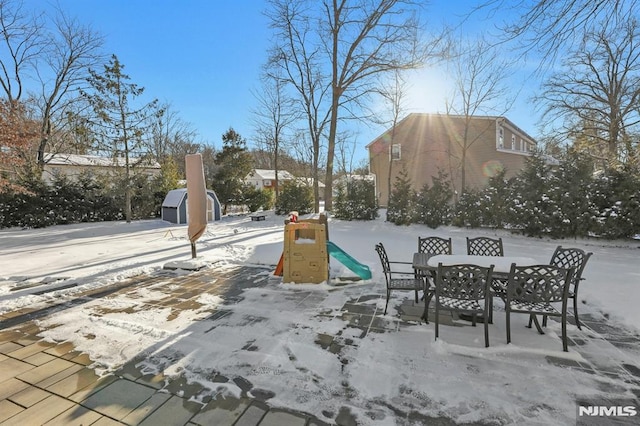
[1,264,639,425]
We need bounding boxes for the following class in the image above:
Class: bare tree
[289,129,326,184]
[200,144,217,187]
[539,18,640,168]
[334,129,358,176]
[375,69,408,206]
[475,0,639,70]
[266,0,332,213]
[0,0,45,103]
[266,0,427,212]
[34,10,104,169]
[251,68,299,202]
[0,1,104,172]
[321,0,425,211]
[147,102,197,163]
[445,35,514,193]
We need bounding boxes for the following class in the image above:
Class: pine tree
[481,168,511,229]
[275,181,313,215]
[334,178,378,221]
[590,165,640,238]
[415,170,453,228]
[387,167,415,225]
[212,128,254,215]
[82,55,160,223]
[508,151,553,236]
[548,149,595,237]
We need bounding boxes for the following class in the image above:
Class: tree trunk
[324,90,340,212]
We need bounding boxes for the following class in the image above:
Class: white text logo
[578,406,638,417]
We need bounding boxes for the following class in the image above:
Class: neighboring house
[367,113,537,206]
[42,153,161,185]
[245,169,295,191]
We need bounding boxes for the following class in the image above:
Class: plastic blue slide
[326,241,372,280]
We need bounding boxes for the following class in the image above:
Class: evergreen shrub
[244,187,273,212]
[275,182,313,215]
[333,178,378,220]
[414,171,453,228]
[386,167,415,225]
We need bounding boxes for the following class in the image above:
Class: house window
[263,180,272,187]
[498,127,504,149]
[390,144,401,160]
[511,135,516,150]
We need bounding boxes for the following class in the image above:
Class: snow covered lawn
[1,212,639,424]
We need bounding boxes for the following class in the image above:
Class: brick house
[367,113,537,206]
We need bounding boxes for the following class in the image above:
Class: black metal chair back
[375,242,392,282]
[375,242,424,315]
[434,263,494,347]
[418,236,452,255]
[549,246,592,329]
[466,237,504,256]
[505,264,574,351]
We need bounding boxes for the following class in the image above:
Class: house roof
[295,177,326,188]
[44,153,161,168]
[365,113,537,149]
[247,169,295,180]
[334,174,375,183]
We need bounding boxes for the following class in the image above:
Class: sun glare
[404,67,452,114]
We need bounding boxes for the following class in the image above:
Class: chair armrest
[389,261,413,265]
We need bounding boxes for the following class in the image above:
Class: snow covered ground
[1,211,639,424]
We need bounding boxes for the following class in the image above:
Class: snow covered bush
[386,167,415,225]
[590,166,640,239]
[414,170,453,228]
[333,179,378,221]
[275,181,313,215]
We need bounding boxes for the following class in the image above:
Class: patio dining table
[412,253,538,323]
[412,253,538,277]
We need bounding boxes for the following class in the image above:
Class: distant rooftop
[247,169,295,180]
[44,153,160,168]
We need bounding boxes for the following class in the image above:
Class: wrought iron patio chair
[504,264,574,352]
[417,236,452,322]
[418,236,453,256]
[375,242,425,315]
[466,236,504,323]
[433,263,495,347]
[547,246,593,330]
[466,236,504,257]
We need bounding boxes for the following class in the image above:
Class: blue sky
[51,1,539,165]
[53,1,271,146]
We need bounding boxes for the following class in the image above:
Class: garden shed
[161,188,221,224]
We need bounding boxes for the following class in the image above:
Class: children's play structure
[274,213,372,284]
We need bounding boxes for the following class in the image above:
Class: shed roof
[162,189,187,208]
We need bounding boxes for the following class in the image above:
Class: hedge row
[386,150,640,239]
